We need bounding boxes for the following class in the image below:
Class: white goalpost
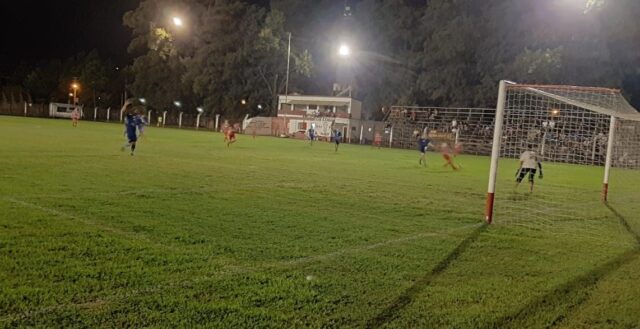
[485,80,640,232]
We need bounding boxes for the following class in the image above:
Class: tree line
[3,0,639,119]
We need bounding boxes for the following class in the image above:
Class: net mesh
[493,83,640,247]
[608,118,640,236]
[387,106,495,155]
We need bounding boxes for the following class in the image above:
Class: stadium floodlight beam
[241,99,247,105]
[338,44,351,57]
[257,104,263,110]
[172,16,184,27]
[174,101,182,107]
[139,98,146,104]
[197,107,204,113]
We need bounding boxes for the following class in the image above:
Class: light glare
[338,44,351,57]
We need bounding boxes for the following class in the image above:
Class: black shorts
[517,168,536,183]
[335,139,341,145]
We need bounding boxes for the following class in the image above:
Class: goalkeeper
[516,145,543,192]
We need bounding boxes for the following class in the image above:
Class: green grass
[1,116,639,328]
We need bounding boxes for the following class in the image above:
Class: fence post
[94,107,98,121]
[215,114,220,131]
[147,110,152,125]
[162,111,167,127]
[24,102,27,116]
[106,107,111,122]
[179,111,183,128]
[359,124,364,144]
[196,113,202,130]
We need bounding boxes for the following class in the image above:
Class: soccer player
[121,113,138,156]
[373,132,382,149]
[226,128,237,147]
[71,108,80,127]
[516,145,543,192]
[308,126,316,146]
[418,134,430,166]
[441,143,459,171]
[333,129,342,152]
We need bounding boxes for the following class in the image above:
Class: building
[276,94,363,141]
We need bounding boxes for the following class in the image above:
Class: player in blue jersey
[121,113,139,155]
[418,134,430,167]
[333,129,342,152]
[308,126,316,146]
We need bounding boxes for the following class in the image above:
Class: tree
[79,50,111,107]
[352,0,423,118]
[124,0,312,117]
[24,60,63,103]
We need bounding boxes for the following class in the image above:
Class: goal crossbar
[509,83,640,121]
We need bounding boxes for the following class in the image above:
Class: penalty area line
[0,196,173,251]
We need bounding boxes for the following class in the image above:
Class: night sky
[0,0,276,76]
[0,0,139,71]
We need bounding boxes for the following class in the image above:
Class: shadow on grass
[605,203,640,245]
[485,203,640,329]
[365,223,488,329]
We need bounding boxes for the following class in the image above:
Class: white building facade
[277,95,363,140]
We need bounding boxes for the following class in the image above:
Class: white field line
[277,222,485,267]
[0,220,483,323]
[0,196,175,251]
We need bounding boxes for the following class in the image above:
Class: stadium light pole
[337,43,353,97]
[284,32,291,105]
[71,82,80,106]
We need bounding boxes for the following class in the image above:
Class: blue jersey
[125,116,138,141]
[418,138,429,152]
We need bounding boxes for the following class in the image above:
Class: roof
[278,94,361,106]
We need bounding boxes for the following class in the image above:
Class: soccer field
[1,116,639,328]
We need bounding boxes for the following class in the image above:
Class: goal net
[485,81,640,245]
[386,106,495,155]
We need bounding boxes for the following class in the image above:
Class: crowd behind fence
[387,105,632,167]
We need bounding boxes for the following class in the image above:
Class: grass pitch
[1,116,639,328]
